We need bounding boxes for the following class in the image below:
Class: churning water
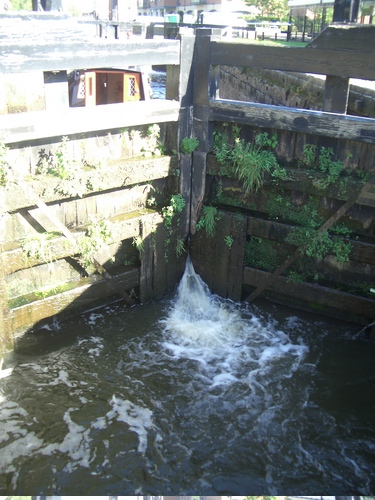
[0,258,374,494]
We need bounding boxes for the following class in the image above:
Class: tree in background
[9,0,32,9]
[247,0,289,20]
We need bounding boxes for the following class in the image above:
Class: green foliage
[266,190,323,228]
[21,231,60,264]
[0,140,9,186]
[196,205,220,238]
[213,127,281,193]
[141,124,166,157]
[11,0,32,9]
[162,194,186,230]
[35,136,106,197]
[213,129,233,168]
[34,282,76,300]
[132,235,144,256]
[302,143,317,166]
[35,137,86,197]
[175,237,186,257]
[224,235,234,248]
[302,144,343,189]
[286,270,305,284]
[286,227,352,263]
[36,137,73,179]
[77,218,115,268]
[245,237,280,271]
[180,136,199,155]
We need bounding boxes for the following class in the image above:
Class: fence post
[165,31,196,238]
[191,28,220,234]
[324,75,349,113]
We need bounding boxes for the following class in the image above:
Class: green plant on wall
[302,144,344,189]
[175,237,186,257]
[180,136,199,155]
[36,137,74,179]
[21,231,61,264]
[141,124,167,157]
[77,218,115,268]
[266,189,323,228]
[245,237,280,272]
[196,205,220,237]
[159,194,186,262]
[132,234,144,256]
[213,128,233,170]
[224,235,234,248]
[286,226,352,263]
[35,136,85,197]
[162,193,186,230]
[213,127,284,193]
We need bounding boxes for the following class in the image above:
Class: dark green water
[0,260,374,495]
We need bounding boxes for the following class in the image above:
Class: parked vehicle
[253,21,284,39]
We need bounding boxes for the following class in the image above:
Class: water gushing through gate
[161,255,308,389]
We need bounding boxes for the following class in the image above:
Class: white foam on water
[41,408,93,470]
[0,401,29,445]
[0,367,13,379]
[105,395,154,455]
[87,313,104,325]
[0,401,44,471]
[161,256,308,391]
[37,369,77,388]
[87,336,104,357]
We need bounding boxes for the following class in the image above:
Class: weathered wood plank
[323,75,349,113]
[153,218,168,300]
[2,211,147,274]
[4,157,174,213]
[9,268,139,335]
[0,39,181,73]
[211,42,375,80]
[139,217,155,303]
[179,153,193,237]
[226,214,247,301]
[190,223,215,292]
[357,175,375,206]
[244,267,375,325]
[307,24,375,53]
[0,247,12,353]
[212,214,231,297]
[209,100,375,144]
[190,151,207,233]
[0,100,180,145]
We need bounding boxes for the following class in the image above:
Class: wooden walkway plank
[1,100,180,144]
[211,41,375,80]
[209,100,375,144]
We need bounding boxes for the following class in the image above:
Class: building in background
[136,0,250,21]
[288,0,374,34]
